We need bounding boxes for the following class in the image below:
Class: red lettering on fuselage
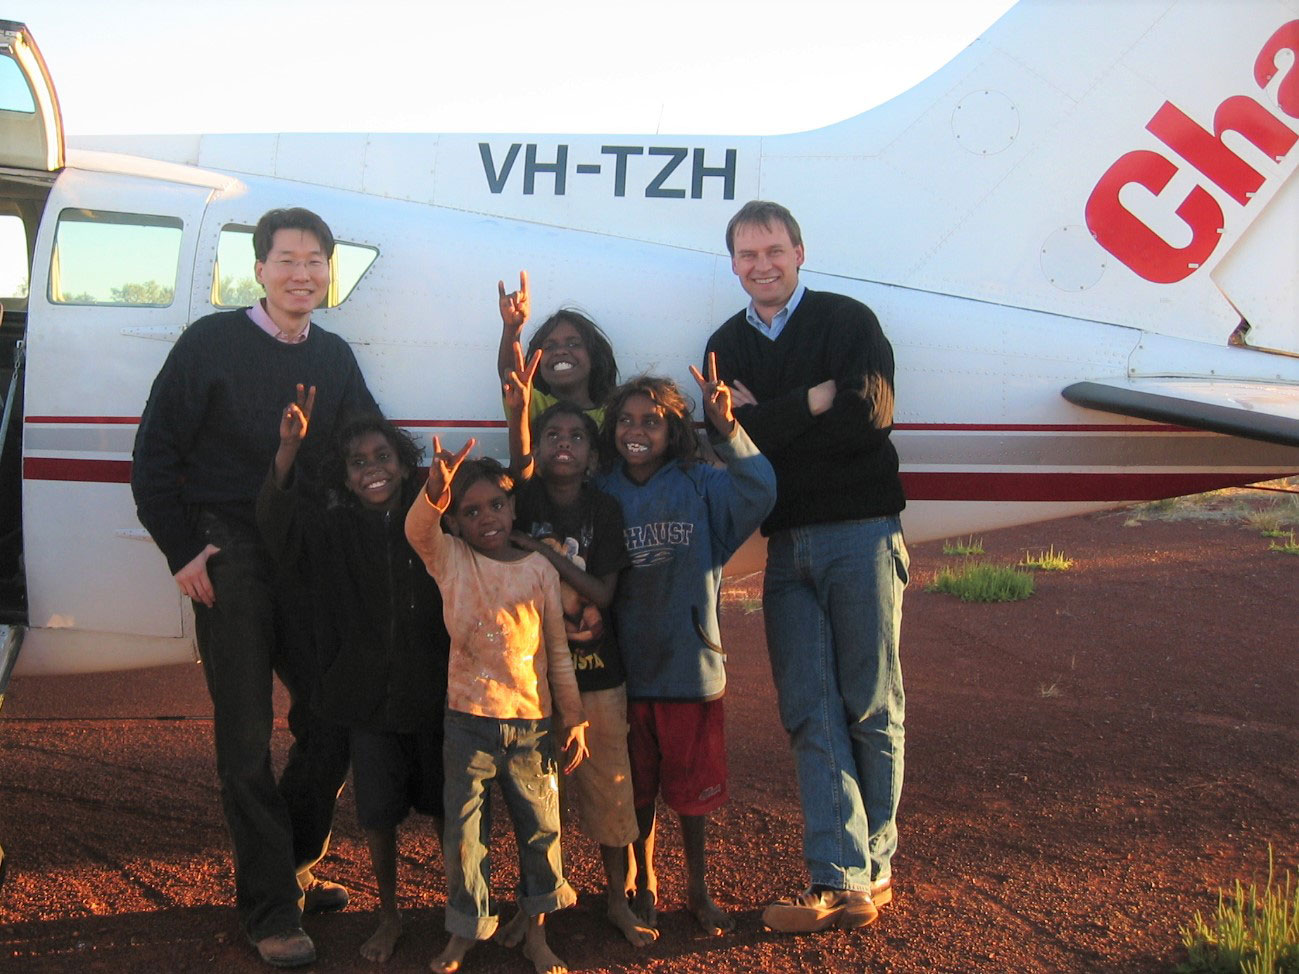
[1086,20,1299,283]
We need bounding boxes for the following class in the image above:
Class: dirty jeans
[193,512,349,941]
[442,710,575,939]
[763,515,908,892]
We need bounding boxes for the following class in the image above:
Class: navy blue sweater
[705,288,905,535]
[132,309,375,573]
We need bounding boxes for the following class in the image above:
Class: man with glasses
[133,207,375,967]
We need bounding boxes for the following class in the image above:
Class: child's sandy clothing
[405,490,584,937]
[441,711,574,938]
[406,492,583,725]
[514,478,638,847]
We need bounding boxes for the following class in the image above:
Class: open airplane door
[1,20,62,703]
[0,20,63,173]
[0,17,64,888]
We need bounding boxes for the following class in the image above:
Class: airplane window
[213,226,264,306]
[50,209,182,306]
[212,225,378,309]
[0,214,27,301]
[0,55,36,114]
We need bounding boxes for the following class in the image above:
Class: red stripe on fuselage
[26,417,1193,434]
[22,456,1293,500]
[900,471,1287,501]
[24,457,133,483]
[895,422,1192,433]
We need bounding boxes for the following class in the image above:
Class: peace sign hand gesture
[279,383,316,449]
[273,383,317,487]
[689,352,736,437]
[425,435,476,511]
[503,341,543,417]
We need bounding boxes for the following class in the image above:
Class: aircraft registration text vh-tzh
[2,0,1298,684]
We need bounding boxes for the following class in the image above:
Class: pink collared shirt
[247,299,310,344]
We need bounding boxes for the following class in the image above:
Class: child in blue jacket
[595,356,776,936]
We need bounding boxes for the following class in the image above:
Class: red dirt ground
[1,505,1296,973]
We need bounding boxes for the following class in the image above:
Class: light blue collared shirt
[745,283,806,342]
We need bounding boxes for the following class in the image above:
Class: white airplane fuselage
[4,0,1299,677]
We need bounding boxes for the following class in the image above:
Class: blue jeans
[763,516,908,892]
[442,711,575,940]
[193,511,350,941]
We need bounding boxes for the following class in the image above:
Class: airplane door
[22,170,212,641]
[0,21,62,173]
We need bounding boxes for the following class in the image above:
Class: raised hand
[498,270,530,333]
[690,352,736,437]
[279,383,317,447]
[503,341,543,417]
[273,384,317,486]
[425,435,476,510]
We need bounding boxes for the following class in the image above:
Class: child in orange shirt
[405,439,588,974]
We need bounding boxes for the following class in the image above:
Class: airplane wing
[1063,378,1299,449]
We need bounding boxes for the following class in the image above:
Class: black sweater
[131,309,375,573]
[257,475,449,732]
[705,289,905,535]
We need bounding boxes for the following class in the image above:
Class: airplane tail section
[757,0,1299,353]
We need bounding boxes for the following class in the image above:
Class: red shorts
[627,698,727,816]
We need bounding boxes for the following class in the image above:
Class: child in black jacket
[257,386,449,964]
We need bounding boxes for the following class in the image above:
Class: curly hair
[599,375,699,473]
[449,457,515,513]
[324,413,422,496]
[526,309,619,405]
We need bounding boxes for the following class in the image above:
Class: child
[501,348,657,947]
[497,269,619,425]
[256,387,450,964]
[405,439,589,974]
[594,358,776,936]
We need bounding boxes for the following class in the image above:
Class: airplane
[2,0,1299,694]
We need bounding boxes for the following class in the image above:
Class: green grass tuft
[941,535,985,556]
[1177,848,1299,974]
[926,563,1034,602]
[1268,532,1299,555]
[1019,545,1073,571]
[1247,508,1293,537]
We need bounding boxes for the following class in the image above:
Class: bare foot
[360,913,403,962]
[492,907,526,948]
[607,895,659,947]
[429,933,475,974]
[631,886,658,929]
[521,935,568,974]
[687,891,734,936]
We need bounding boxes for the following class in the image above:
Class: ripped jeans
[441,711,576,940]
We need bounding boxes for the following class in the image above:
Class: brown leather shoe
[762,886,879,933]
[871,877,893,909]
[302,878,349,914]
[255,927,316,967]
